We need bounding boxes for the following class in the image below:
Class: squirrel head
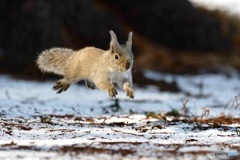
[108,30,134,72]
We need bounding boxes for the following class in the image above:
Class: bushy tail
[36,48,74,75]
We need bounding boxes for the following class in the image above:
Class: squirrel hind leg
[84,80,96,90]
[52,79,70,94]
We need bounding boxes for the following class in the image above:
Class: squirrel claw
[125,88,134,99]
[85,80,96,90]
[108,88,118,98]
[52,81,70,94]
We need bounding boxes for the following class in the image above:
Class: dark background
[0,0,240,87]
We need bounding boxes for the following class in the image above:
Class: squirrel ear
[126,32,133,49]
[109,30,119,53]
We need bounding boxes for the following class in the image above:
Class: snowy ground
[0,71,239,160]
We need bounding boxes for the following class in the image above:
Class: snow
[190,0,240,16]
[0,72,240,159]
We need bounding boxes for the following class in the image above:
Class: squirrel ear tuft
[109,30,119,53]
[126,32,133,49]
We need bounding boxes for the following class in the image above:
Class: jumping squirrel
[36,30,134,98]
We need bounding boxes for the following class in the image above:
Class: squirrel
[36,30,134,98]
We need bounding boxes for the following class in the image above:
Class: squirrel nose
[126,62,130,70]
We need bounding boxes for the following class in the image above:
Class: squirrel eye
[115,55,119,60]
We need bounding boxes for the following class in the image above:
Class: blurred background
[0,0,240,88]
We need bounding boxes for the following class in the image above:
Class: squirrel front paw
[85,80,96,90]
[108,87,118,98]
[124,87,134,99]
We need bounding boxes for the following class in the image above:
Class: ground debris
[58,145,135,156]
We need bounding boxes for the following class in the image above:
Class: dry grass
[145,96,240,135]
